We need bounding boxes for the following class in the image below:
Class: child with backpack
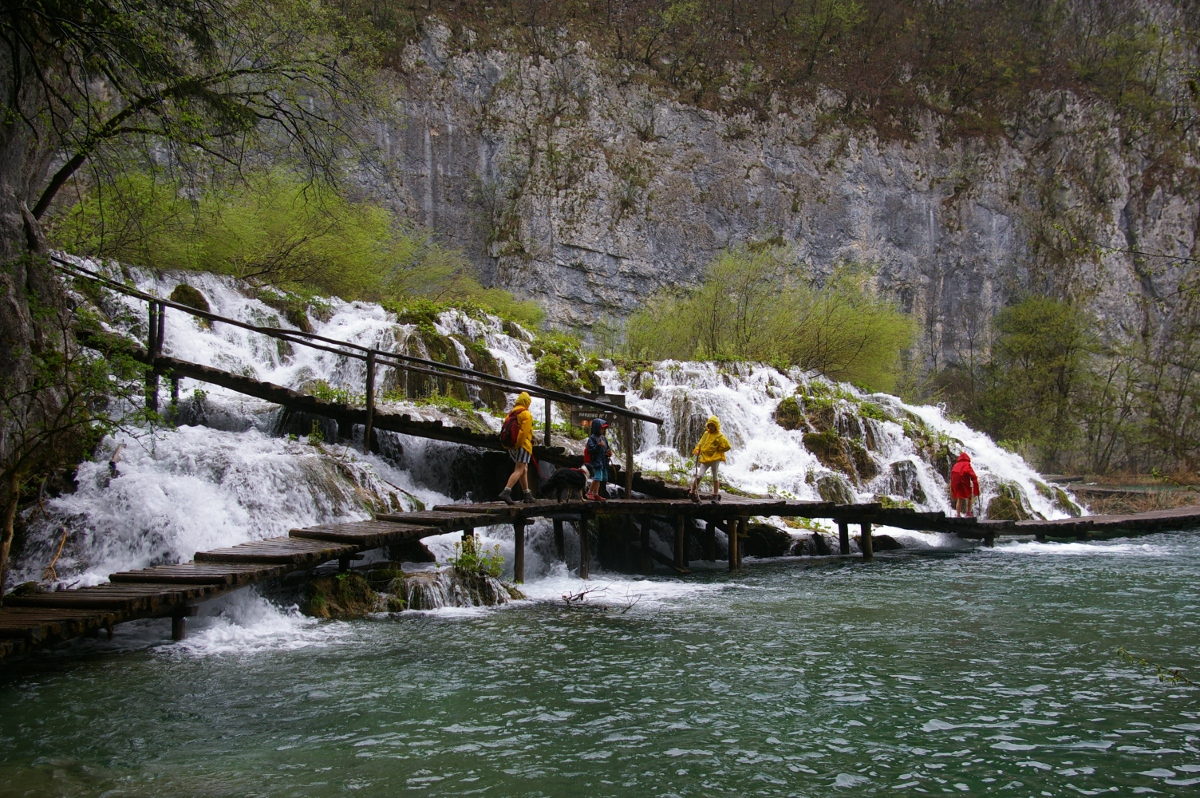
[584,418,612,501]
[498,392,534,505]
[689,415,731,502]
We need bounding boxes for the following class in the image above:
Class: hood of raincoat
[590,418,609,436]
[515,391,531,409]
[706,415,721,432]
[956,452,971,463]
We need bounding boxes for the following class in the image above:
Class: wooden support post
[838,521,850,555]
[578,516,590,579]
[623,417,634,499]
[728,519,739,572]
[171,613,186,642]
[364,351,376,454]
[737,518,747,569]
[704,520,717,561]
[984,533,996,548]
[640,516,653,574]
[157,300,165,351]
[145,301,160,411]
[861,521,874,561]
[462,526,475,542]
[513,521,526,583]
[544,397,552,447]
[338,555,352,572]
[170,376,180,406]
[553,519,565,561]
[674,515,686,568]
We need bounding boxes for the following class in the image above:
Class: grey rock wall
[360,27,1199,366]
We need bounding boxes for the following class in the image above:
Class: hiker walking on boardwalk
[585,418,612,501]
[950,451,980,517]
[689,415,731,501]
[499,391,535,505]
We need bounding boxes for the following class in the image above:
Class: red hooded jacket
[949,452,980,500]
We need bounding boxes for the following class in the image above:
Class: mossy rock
[870,534,904,552]
[986,482,1033,521]
[849,441,878,482]
[168,283,211,314]
[389,329,472,403]
[805,403,836,434]
[774,396,805,431]
[452,335,507,410]
[804,430,852,473]
[816,473,855,505]
[1036,482,1083,518]
[302,573,378,619]
[888,460,927,504]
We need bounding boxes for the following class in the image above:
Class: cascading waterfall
[13,258,1077,599]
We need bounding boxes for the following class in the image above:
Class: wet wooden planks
[4,582,222,613]
[194,536,357,565]
[110,562,288,586]
[290,521,436,547]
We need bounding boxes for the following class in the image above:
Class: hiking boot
[499,487,515,505]
[522,495,538,504]
[689,491,700,504]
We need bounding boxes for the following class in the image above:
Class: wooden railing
[52,256,662,495]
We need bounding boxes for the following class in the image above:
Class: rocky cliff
[360,26,1199,366]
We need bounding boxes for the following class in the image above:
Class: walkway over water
[4,499,1200,665]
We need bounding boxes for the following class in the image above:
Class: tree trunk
[0,471,21,605]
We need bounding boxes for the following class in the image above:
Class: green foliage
[52,167,542,327]
[311,381,360,406]
[625,248,913,391]
[448,535,504,579]
[307,419,325,447]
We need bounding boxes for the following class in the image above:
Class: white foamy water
[160,591,354,659]
[12,259,1081,647]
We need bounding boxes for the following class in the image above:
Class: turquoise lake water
[2,535,1198,797]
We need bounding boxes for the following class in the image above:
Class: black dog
[543,465,591,502]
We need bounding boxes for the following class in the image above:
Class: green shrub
[53,166,542,327]
[625,248,913,391]
[448,535,504,579]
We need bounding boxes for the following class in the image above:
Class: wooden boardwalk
[4,499,1200,665]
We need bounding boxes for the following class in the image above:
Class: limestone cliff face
[362,27,1198,364]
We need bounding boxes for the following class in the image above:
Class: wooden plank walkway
[4,500,1200,665]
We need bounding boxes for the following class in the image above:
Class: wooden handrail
[51,255,663,425]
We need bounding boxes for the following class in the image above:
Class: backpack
[582,444,591,464]
[499,409,522,449]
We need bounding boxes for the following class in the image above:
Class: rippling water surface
[2,535,1199,797]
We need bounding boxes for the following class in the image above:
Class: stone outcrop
[359,27,1198,369]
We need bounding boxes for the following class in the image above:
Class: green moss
[774,396,805,430]
[302,573,378,619]
[168,283,211,314]
[986,482,1033,521]
[874,494,916,510]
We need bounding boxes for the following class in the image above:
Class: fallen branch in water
[1117,646,1195,686]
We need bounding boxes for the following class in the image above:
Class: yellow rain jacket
[511,391,534,454]
[693,415,731,463]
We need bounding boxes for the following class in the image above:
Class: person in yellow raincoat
[499,392,535,505]
[689,415,731,501]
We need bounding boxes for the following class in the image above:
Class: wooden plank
[194,537,356,565]
[5,584,206,612]
[110,563,287,585]
[290,522,433,547]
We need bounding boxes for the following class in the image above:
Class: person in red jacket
[950,452,981,517]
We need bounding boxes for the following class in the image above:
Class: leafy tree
[52,167,545,325]
[625,247,913,391]
[973,297,1099,469]
[0,0,379,596]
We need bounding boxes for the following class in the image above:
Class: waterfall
[12,258,1077,595]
